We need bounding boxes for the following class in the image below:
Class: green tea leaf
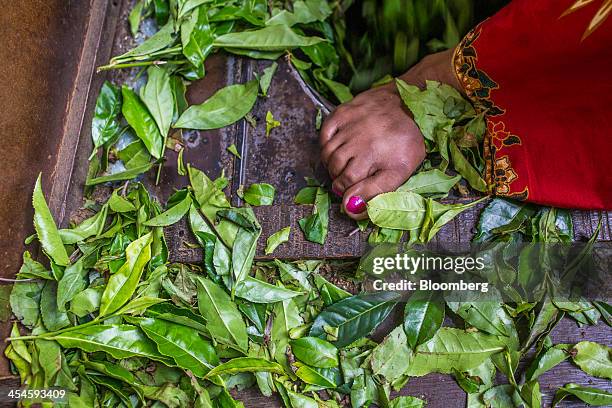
[32,174,69,266]
[181,7,214,74]
[144,194,191,226]
[396,79,473,141]
[594,301,612,327]
[91,81,122,155]
[265,111,281,136]
[243,183,275,206]
[213,25,324,51]
[188,206,231,279]
[482,384,522,408]
[134,316,218,377]
[227,143,241,158]
[290,337,338,368]
[153,0,169,26]
[425,198,485,242]
[57,258,88,312]
[128,0,145,36]
[115,296,166,315]
[111,20,177,63]
[367,191,426,231]
[69,287,104,318]
[232,225,261,287]
[118,139,152,169]
[523,298,561,351]
[405,328,505,376]
[217,208,259,231]
[389,396,425,408]
[49,324,172,363]
[35,338,70,389]
[398,169,461,195]
[59,204,108,244]
[204,357,285,379]
[316,73,353,103]
[108,190,137,213]
[141,66,174,137]
[17,251,52,280]
[571,341,612,379]
[310,291,400,347]
[403,291,445,349]
[178,0,211,19]
[83,359,139,390]
[175,80,258,130]
[197,277,248,353]
[449,139,486,192]
[4,349,28,385]
[520,380,542,408]
[145,302,209,335]
[552,383,612,407]
[235,276,302,303]
[10,281,43,328]
[446,288,511,337]
[85,162,154,186]
[265,226,291,254]
[100,232,153,316]
[370,326,412,382]
[258,62,278,96]
[271,297,303,371]
[188,166,233,243]
[474,199,529,242]
[266,0,332,27]
[313,274,350,305]
[294,186,317,204]
[298,187,329,244]
[40,281,70,331]
[295,365,337,388]
[122,86,164,159]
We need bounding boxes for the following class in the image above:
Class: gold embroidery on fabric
[454,31,528,199]
[493,156,518,195]
[452,27,505,117]
[561,0,612,40]
[485,121,529,200]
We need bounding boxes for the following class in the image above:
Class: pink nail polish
[332,187,343,197]
[346,196,366,214]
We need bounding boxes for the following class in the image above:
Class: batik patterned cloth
[453,0,612,209]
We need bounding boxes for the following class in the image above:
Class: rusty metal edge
[47,0,123,226]
[286,60,334,114]
[2,0,125,384]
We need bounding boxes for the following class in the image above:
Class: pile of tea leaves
[5,167,612,407]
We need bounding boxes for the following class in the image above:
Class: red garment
[453,0,612,209]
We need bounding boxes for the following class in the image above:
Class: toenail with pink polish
[346,196,366,214]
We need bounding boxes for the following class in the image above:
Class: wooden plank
[166,202,612,261]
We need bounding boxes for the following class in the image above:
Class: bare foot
[319,48,461,220]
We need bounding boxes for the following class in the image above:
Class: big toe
[342,169,408,220]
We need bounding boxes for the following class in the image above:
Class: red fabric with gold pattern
[453,0,612,209]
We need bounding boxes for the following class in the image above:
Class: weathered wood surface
[166,202,612,261]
